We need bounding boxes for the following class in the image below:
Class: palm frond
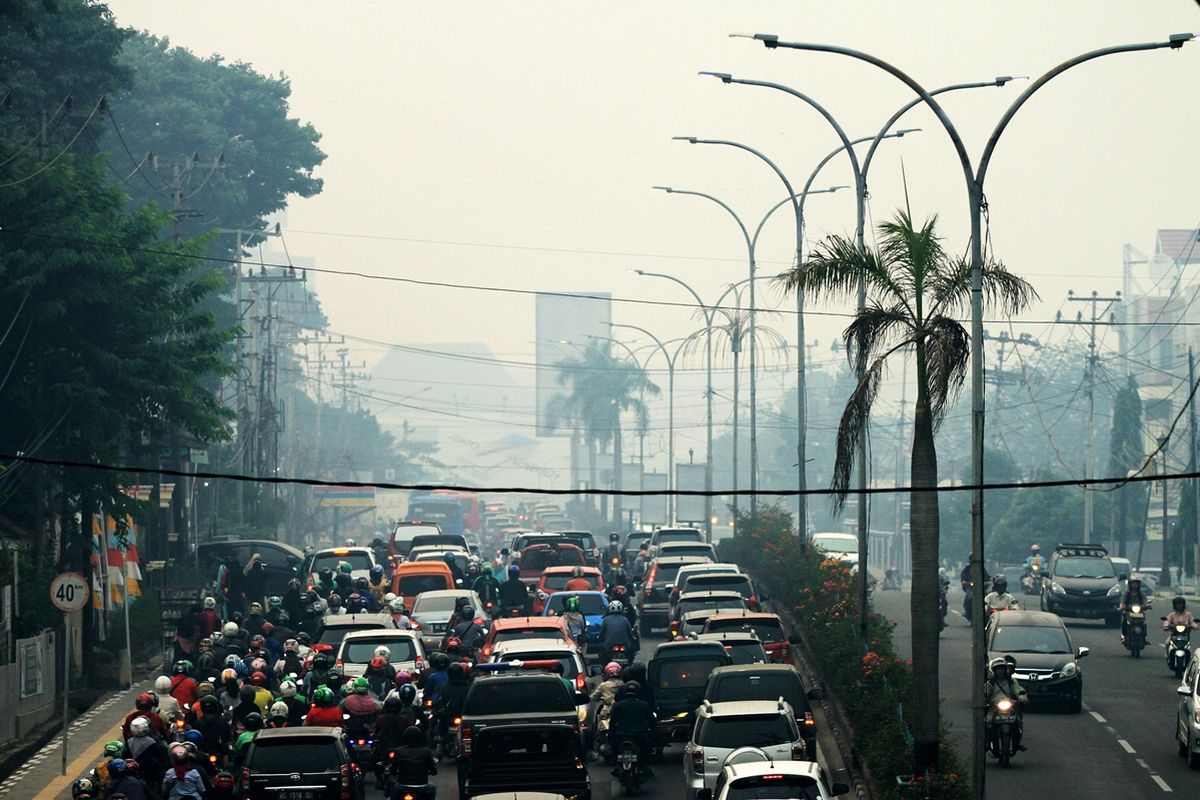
[775,234,868,304]
[829,354,889,511]
[928,257,1038,320]
[843,303,914,371]
[922,315,970,425]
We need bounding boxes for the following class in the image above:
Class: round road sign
[50,572,89,612]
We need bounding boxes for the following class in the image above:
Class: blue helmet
[370,564,384,580]
[508,564,520,579]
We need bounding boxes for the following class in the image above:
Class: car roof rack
[1054,543,1108,557]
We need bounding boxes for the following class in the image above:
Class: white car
[335,628,427,678]
[305,546,378,585]
[809,533,860,568]
[703,757,849,800]
[684,700,807,800]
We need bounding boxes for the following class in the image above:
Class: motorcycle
[608,643,631,670]
[481,598,498,619]
[1163,618,1194,677]
[1022,561,1044,595]
[939,582,949,632]
[962,579,974,623]
[986,695,1021,768]
[390,783,436,800]
[1124,602,1151,657]
[882,567,902,591]
[613,739,646,795]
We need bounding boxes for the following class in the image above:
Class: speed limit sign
[50,572,89,612]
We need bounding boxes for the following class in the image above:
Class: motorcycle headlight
[1061,661,1078,678]
[1051,581,1066,596]
[1107,584,1121,597]
[995,698,1014,713]
[1131,605,1142,614]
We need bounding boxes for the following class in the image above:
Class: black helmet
[239,685,257,703]
[243,712,264,731]
[296,631,312,646]
[384,695,402,713]
[200,695,221,714]
[448,661,465,679]
[460,606,475,620]
[432,652,450,670]
[402,725,424,746]
[1174,595,1187,612]
[992,575,1008,592]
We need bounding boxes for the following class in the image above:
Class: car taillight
[804,711,815,727]
[335,659,343,668]
[691,747,704,773]
[240,767,251,800]
[647,564,658,586]
[452,716,463,726]
[792,742,806,760]
[461,724,472,755]
[415,655,425,671]
[749,595,758,607]
[339,763,352,800]
[410,620,421,630]
[482,644,491,658]
[575,673,586,692]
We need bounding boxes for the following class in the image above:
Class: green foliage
[103,591,161,657]
[1108,375,1147,555]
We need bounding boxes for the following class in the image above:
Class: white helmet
[154,676,171,693]
[222,622,239,638]
[383,592,397,604]
[203,596,216,610]
[279,681,297,699]
[608,600,623,614]
[129,716,150,737]
[269,701,289,719]
[373,645,390,660]
[389,598,406,613]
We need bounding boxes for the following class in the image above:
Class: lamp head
[894,127,920,137]
[633,269,645,275]
[1168,32,1194,48]
[697,71,733,83]
[671,136,699,144]
[993,76,1029,86]
[651,185,674,193]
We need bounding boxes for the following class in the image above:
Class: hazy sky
[102,2,1200,479]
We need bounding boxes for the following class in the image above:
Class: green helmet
[313,686,334,704]
[353,677,370,695]
[103,740,126,758]
[564,595,580,613]
[481,562,492,573]
[338,561,353,575]
[268,595,282,610]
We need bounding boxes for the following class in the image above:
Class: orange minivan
[392,561,455,609]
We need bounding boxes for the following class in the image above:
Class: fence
[0,629,59,745]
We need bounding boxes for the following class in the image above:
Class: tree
[545,342,659,526]
[780,209,1036,771]
[1108,375,1147,557]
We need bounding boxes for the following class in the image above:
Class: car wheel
[1190,749,1200,770]
[1068,692,1082,714]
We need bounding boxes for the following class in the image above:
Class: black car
[459,667,582,757]
[1039,543,1122,625]
[703,663,823,757]
[240,727,364,800]
[987,609,1089,712]
[196,539,304,597]
[647,640,732,744]
[461,724,591,800]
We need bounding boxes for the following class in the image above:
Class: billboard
[675,463,707,523]
[535,292,613,436]
[640,472,669,526]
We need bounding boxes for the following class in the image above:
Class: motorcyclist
[325,593,344,617]
[420,653,451,704]
[471,562,502,612]
[590,661,625,744]
[372,695,412,788]
[389,725,437,798]
[314,568,336,599]
[282,578,305,623]
[106,758,148,800]
[959,559,991,620]
[1164,595,1199,647]
[154,675,182,719]
[192,695,230,760]
[561,595,587,643]
[303,652,333,698]
[1022,544,1043,572]
[443,552,465,586]
[231,712,263,766]
[365,655,394,698]
[442,606,486,654]
[565,566,593,592]
[390,598,415,629]
[435,661,470,754]
[983,575,1018,614]
[608,680,655,774]
[170,661,199,708]
[72,777,99,800]
[368,564,389,601]
[498,565,529,613]
[123,693,169,741]
[219,621,247,658]
[606,566,632,597]
[341,677,382,739]
[596,600,636,663]
[232,685,263,731]
[984,656,1028,752]
[267,701,291,729]
[276,680,308,727]
[94,740,127,792]
[126,716,168,788]
[304,686,346,728]
[610,585,638,630]
[345,592,368,615]
[334,561,354,597]
[243,601,267,639]
[354,577,381,612]
[274,638,304,679]
[1120,577,1151,645]
[195,597,222,640]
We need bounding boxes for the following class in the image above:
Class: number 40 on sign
[50,572,89,612]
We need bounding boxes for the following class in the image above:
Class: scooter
[1022,561,1044,595]
[986,695,1021,768]
[882,567,902,591]
[1124,603,1151,658]
[939,583,949,632]
[613,739,646,795]
[1163,618,1194,678]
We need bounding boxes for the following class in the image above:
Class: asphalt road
[874,583,1194,797]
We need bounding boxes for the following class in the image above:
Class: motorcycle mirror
[1179,685,1192,697]
[343,714,351,720]
[1162,616,1170,621]
[831,781,851,796]
[1076,646,1089,659]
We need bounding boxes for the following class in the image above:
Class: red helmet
[603,661,623,678]
[370,656,387,670]
[394,670,412,686]
[260,622,275,637]
[136,692,154,711]
[445,636,462,652]
[249,671,267,686]
[612,585,628,598]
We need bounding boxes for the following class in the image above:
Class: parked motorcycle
[1163,617,1193,678]
[1124,603,1151,657]
[986,695,1021,768]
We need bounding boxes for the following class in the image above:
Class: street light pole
[744,27,1195,790]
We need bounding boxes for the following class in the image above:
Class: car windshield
[309,552,373,573]
[560,533,596,550]
[707,674,805,711]
[521,548,585,571]
[493,629,567,648]
[412,595,463,614]
[991,625,1073,654]
[662,545,715,559]
[544,573,598,590]
[656,658,725,689]
[696,714,794,749]
[341,638,417,664]
[680,597,745,614]
[707,620,784,643]
[686,577,752,595]
[544,594,606,616]
[318,624,383,647]
[727,775,823,800]
[398,575,449,595]
[408,502,461,524]
[466,679,572,714]
[811,536,857,556]
[1054,557,1114,579]
[723,642,767,665]
[248,739,341,773]
[656,531,703,545]
[414,552,470,573]
[497,652,580,680]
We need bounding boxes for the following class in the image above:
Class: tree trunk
[909,341,941,772]
[588,437,598,512]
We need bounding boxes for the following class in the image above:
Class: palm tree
[778,209,1036,772]
[545,341,659,525]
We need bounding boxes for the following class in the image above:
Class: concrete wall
[0,630,59,744]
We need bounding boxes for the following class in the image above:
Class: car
[670,563,742,601]
[657,541,719,563]
[313,612,396,654]
[703,758,849,800]
[1175,650,1200,766]
[987,609,1089,712]
[409,532,470,553]
[509,532,573,555]
[196,539,304,597]
[702,612,798,665]
[389,521,443,560]
[410,589,485,650]
[623,531,652,573]
[481,616,576,660]
[304,546,378,586]
[517,543,587,583]
[240,726,365,800]
[459,664,582,758]
[638,556,714,635]
[335,628,426,677]
[533,566,606,613]
[648,640,733,743]
[703,664,822,757]
[1039,543,1122,625]
[545,531,600,564]
[694,631,767,665]
[410,547,472,579]
[809,532,860,568]
[678,573,763,613]
[460,724,590,800]
[541,591,608,641]
[489,638,590,701]
[647,527,706,555]
[392,561,456,608]
[683,699,807,799]
[669,591,750,637]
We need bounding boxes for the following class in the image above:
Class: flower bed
[719,503,967,800]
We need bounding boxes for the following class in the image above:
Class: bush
[724,503,967,800]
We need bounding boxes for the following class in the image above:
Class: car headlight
[1107,584,1121,597]
[1051,581,1066,596]
[1061,661,1078,678]
[1193,703,1200,726]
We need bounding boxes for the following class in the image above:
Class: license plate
[277,792,315,800]
[617,753,638,763]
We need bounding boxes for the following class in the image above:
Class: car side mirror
[807,686,826,701]
[759,592,769,602]
[1179,685,1192,697]
[1077,646,1090,659]
[832,781,851,796]
[788,635,800,645]
[1119,572,1130,581]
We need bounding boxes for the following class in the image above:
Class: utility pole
[1058,290,1121,544]
[1191,349,1199,595]
[981,330,1042,448]
[1161,435,1172,589]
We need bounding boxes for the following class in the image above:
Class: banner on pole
[640,473,668,526]
[675,463,707,523]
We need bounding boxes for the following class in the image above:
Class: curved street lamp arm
[586,334,643,368]
[633,269,713,325]
[653,185,752,252]
[753,185,847,247]
[610,322,671,368]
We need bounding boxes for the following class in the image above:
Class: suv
[703,612,798,664]
[461,723,590,800]
[638,556,712,635]
[410,589,483,650]
[240,727,364,800]
[648,640,733,743]
[669,591,749,637]
[695,631,767,665]
[684,699,806,799]
[335,629,426,677]
[304,546,378,585]
[1039,543,1122,625]
[313,613,395,654]
[459,665,581,761]
[703,664,821,757]
[657,541,718,563]
[196,539,304,597]
[680,572,764,612]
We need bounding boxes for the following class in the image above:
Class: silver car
[684,700,806,800]
[1176,651,1200,766]
[410,589,483,650]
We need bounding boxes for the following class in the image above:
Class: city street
[875,584,1192,797]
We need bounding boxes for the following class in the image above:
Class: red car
[702,611,799,664]
[533,566,606,614]
[516,543,586,584]
[479,615,576,660]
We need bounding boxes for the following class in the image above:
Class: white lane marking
[1118,739,1136,753]
[1090,711,1106,723]
[1151,775,1173,792]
